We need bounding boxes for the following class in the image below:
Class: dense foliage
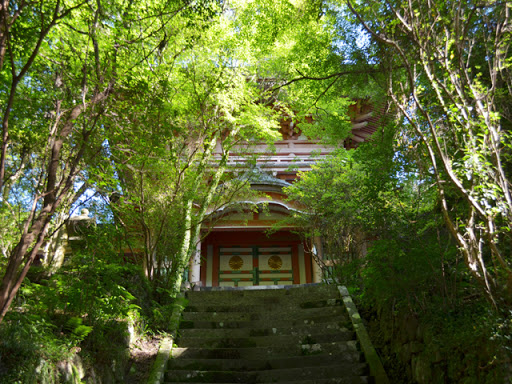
[341,0,512,306]
[287,125,511,381]
[0,224,146,383]
[283,1,511,380]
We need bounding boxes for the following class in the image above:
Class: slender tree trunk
[0,85,112,325]
[0,216,51,322]
[170,199,193,295]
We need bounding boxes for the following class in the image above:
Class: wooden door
[218,246,294,287]
[257,246,293,285]
[218,247,255,287]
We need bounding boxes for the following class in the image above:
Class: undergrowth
[0,224,185,383]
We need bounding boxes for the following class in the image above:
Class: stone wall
[365,308,507,384]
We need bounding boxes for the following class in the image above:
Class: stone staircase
[165,284,372,384]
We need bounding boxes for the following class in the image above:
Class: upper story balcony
[212,99,382,181]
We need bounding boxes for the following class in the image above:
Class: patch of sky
[71,139,120,223]
[71,184,116,224]
[323,3,376,65]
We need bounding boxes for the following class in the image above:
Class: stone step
[183,297,340,308]
[185,286,339,306]
[187,284,338,297]
[178,324,352,339]
[184,299,341,313]
[179,315,351,330]
[166,379,370,384]
[166,285,372,384]
[273,380,370,384]
[184,294,340,305]
[177,330,356,348]
[165,363,369,383]
[169,353,365,371]
[172,340,359,360]
[181,305,345,322]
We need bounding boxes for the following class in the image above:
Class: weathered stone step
[178,323,352,340]
[172,340,359,360]
[188,284,338,297]
[177,330,356,348]
[169,353,364,372]
[166,380,369,384]
[184,299,341,313]
[183,297,340,308]
[181,305,345,322]
[165,363,369,383]
[179,315,350,330]
[263,379,371,384]
[164,285,377,384]
[185,286,339,306]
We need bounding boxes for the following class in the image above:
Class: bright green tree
[106,1,317,293]
[0,0,216,324]
[316,0,512,305]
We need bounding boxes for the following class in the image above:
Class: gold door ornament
[229,255,244,271]
[268,255,283,270]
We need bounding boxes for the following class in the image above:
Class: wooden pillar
[189,234,202,286]
[312,236,323,283]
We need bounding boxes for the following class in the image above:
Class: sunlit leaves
[340,0,512,303]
